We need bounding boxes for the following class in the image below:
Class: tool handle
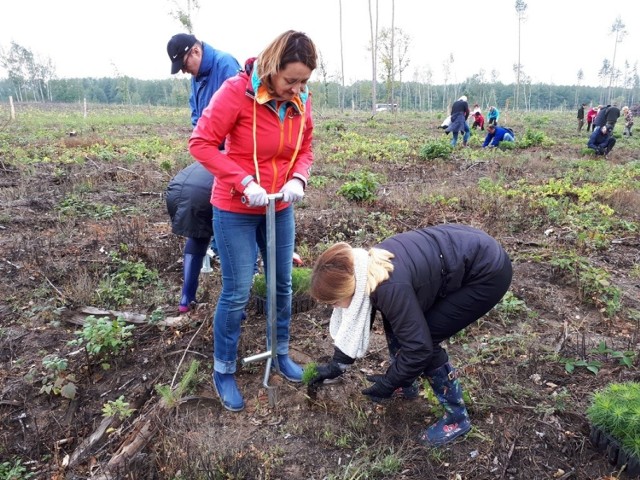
[241,192,284,204]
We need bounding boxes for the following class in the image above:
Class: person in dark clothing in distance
[307,224,513,446]
[605,103,621,132]
[593,104,609,131]
[587,125,616,158]
[445,95,471,147]
[577,103,586,132]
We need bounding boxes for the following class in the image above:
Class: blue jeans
[211,207,260,273]
[212,205,295,374]
[451,122,470,146]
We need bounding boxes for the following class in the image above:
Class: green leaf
[60,383,77,400]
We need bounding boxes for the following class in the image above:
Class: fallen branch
[64,307,191,329]
[92,361,201,478]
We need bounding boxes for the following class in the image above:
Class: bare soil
[1,106,639,479]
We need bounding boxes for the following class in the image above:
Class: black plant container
[590,425,640,477]
[254,294,317,315]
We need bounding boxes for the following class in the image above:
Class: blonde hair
[257,30,317,85]
[310,243,394,304]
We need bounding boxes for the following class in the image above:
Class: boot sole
[417,423,471,447]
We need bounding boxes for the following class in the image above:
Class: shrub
[419,140,453,160]
[517,128,553,148]
[95,251,159,308]
[337,171,379,202]
[102,395,136,420]
[40,354,77,399]
[69,315,134,359]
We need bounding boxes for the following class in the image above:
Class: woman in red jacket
[189,30,317,411]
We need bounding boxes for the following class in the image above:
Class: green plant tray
[590,425,640,477]
[253,294,316,315]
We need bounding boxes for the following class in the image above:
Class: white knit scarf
[329,248,372,359]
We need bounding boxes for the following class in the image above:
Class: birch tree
[338,0,345,112]
[514,0,528,110]
[607,16,626,103]
[368,0,379,113]
[168,0,200,32]
[575,69,583,108]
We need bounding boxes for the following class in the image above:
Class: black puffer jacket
[594,105,610,127]
[605,106,621,126]
[165,162,214,238]
[369,224,510,388]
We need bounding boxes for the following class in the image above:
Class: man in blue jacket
[482,124,515,148]
[167,33,241,126]
[588,125,616,158]
[166,34,241,312]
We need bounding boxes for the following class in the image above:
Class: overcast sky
[0,0,637,88]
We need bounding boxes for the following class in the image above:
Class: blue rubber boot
[274,354,303,382]
[213,372,244,412]
[418,362,471,446]
[179,253,203,313]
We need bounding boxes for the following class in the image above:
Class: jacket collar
[249,60,307,115]
[195,42,214,82]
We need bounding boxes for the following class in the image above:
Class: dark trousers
[384,255,513,371]
[426,257,513,369]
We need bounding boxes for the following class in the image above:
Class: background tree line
[1,73,637,113]
[1,20,638,113]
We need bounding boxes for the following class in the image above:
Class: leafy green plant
[148,308,165,326]
[95,251,159,307]
[308,175,329,188]
[517,128,552,148]
[323,120,346,132]
[494,291,527,322]
[419,140,453,160]
[0,458,34,480]
[592,341,636,368]
[102,395,136,420]
[39,355,77,399]
[68,315,134,360]
[337,171,379,202]
[587,382,640,458]
[561,341,635,374]
[549,252,621,317]
[562,357,602,375]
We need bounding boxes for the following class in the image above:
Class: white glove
[280,179,305,203]
[243,181,268,207]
